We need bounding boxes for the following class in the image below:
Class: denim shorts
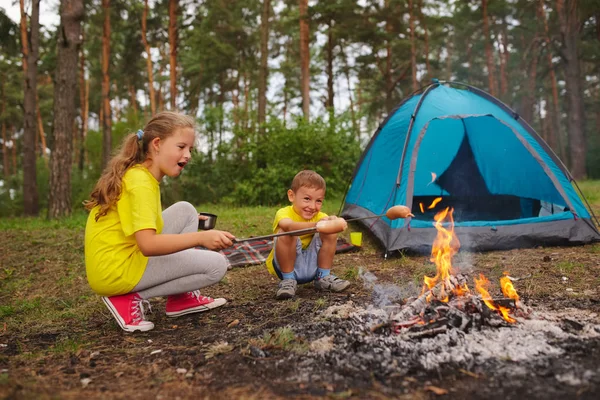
[272,234,322,284]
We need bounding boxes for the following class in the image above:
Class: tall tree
[142,0,156,115]
[20,0,40,215]
[169,0,178,110]
[556,0,586,178]
[482,0,497,96]
[538,0,563,159]
[48,0,84,218]
[101,0,111,169]
[299,0,310,120]
[78,30,88,171]
[257,0,270,130]
[409,0,417,91]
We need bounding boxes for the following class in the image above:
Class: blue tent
[341,81,600,253]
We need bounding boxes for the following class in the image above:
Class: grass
[1,182,599,358]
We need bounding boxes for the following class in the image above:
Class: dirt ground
[2,228,600,399]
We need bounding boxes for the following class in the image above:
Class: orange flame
[428,197,442,209]
[419,203,425,213]
[424,208,460,292]
[500,274,520,302]
[474,274,516,323]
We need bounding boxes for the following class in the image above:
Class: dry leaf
[425,385,448,395]
[227,319,240,328]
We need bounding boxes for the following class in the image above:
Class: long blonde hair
[84,111,195,221]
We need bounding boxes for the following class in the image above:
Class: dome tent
[340,80,600,253]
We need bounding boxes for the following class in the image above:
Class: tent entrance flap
[408,115,568,223]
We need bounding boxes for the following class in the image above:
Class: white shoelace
[131,298,152,323]
[188,290,211,303]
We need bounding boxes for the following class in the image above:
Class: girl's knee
[174,201,196,215]
[209,254,229,282]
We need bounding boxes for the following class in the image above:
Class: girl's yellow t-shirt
[85,165,164,296]
[265,205,327,276]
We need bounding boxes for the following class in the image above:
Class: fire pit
[389,207,530,337]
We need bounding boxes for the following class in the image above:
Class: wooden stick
[392,274,467,322]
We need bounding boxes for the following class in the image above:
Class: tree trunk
[169,0,178,110]
[339,43,358,140]
[11,126,17,174]
[499,16,510,96]
[128,82,137,116]
[418,0,430,80]
[1,82,8,177]
[409,0,418,91]
[101,0,111,169]
[556,0,586,179]
[257,0,270,168]
[326,19,334,110]
[142,0,156,115]
[520,40,538,124]
[482,0,497,96]
[299,0,310,121]
[384,0,394,113]
[78,33,88,172]
[257,0,269,128]
[21,0,40,216]
[446,31,453,80]
[49,0,84,218]
[36,93,47,162]
[538,0,563,159]
[157,45,166,112]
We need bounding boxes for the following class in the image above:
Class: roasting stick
[346,205,414,223]
[234,205,414,243]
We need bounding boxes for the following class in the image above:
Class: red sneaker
[102,293,154,332]
[165,291,227,317]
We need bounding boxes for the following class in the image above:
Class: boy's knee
[277,235,297,248]
[319,232,337,245]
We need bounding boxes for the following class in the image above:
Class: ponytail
[84,133,144,221]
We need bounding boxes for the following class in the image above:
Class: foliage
[172,114,361,207]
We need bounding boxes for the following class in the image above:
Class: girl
[84,111,235,332]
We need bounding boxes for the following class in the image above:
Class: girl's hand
[198,213,209,221]
[198,230,235,250]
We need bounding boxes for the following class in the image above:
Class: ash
[292,301,600,387]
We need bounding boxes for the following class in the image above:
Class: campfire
[391,203,530,338]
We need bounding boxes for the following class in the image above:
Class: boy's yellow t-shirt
[85,165,164,296]
[265,206,327,276]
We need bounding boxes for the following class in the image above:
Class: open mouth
[177,162,186,168]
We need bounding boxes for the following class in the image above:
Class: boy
[265,170,350,300]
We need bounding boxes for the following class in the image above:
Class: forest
[1,0,599,218]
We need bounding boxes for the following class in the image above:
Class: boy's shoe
[276,279,298,300]
[314,274,350,292]
[102,293,154,333]
[165,290,227,317]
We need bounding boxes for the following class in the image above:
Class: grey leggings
[133,201,228,299]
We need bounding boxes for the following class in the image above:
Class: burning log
[392,274,468,323]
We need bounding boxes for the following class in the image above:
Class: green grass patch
[556,261,585,273]
[340,265,360,281]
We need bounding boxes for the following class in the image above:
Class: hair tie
[136,129,144,140]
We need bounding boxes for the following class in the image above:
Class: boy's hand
[198,230,235,250]
[316,218,347,234]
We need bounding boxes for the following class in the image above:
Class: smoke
[359,268,420,308]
